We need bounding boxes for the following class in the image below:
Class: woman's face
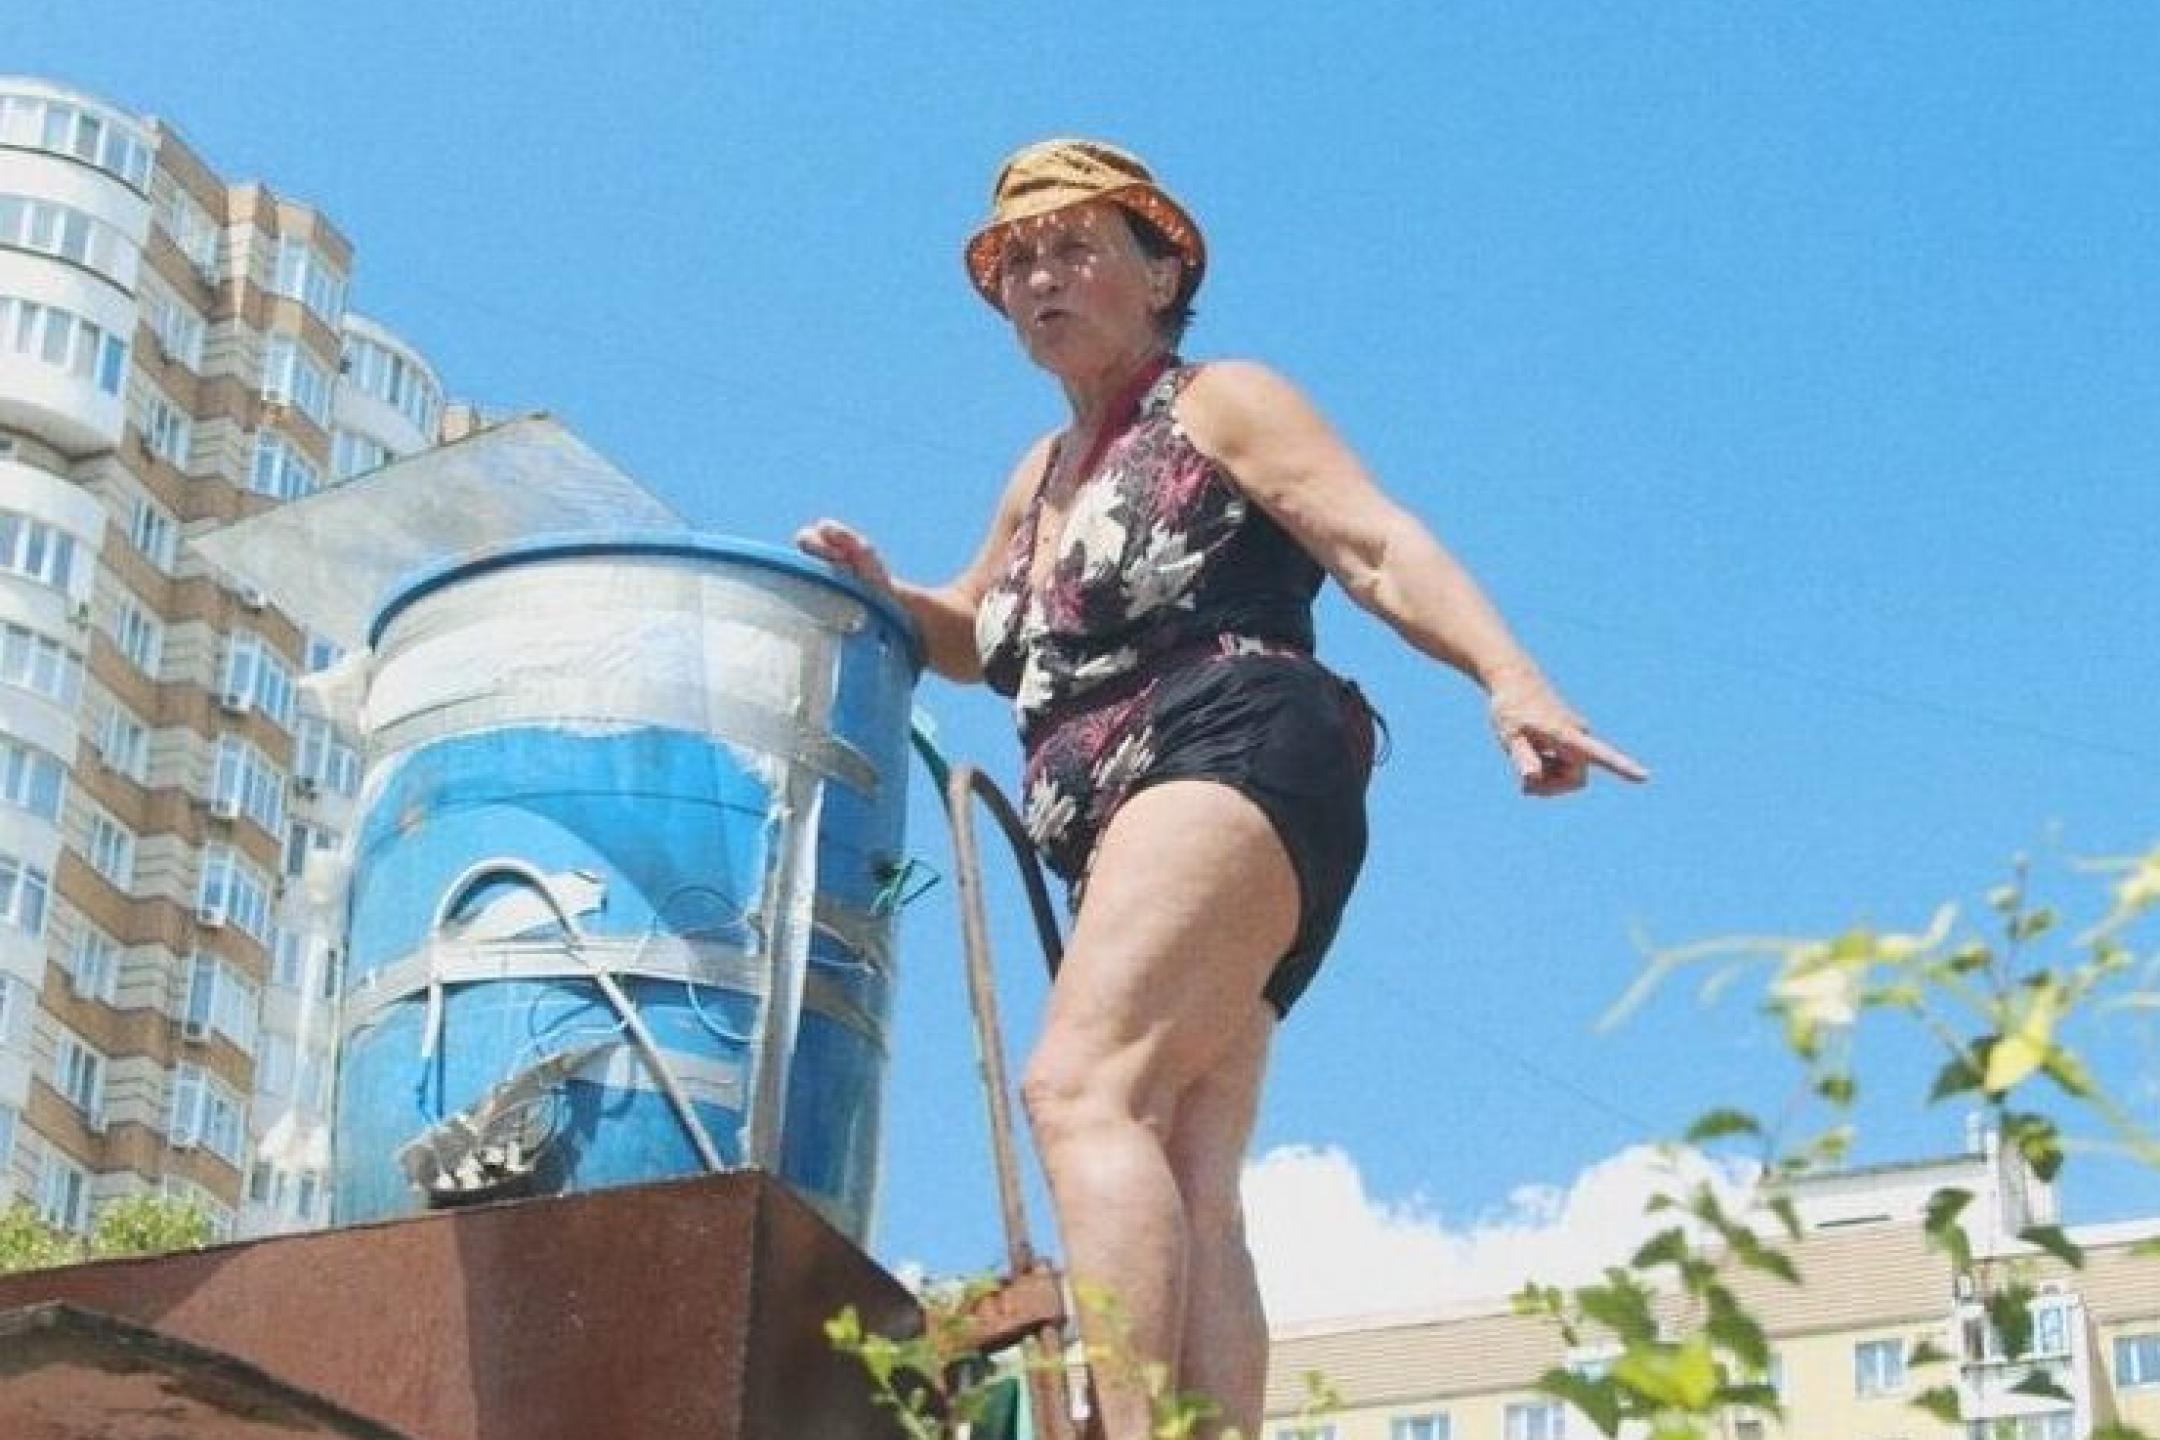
[993,202,1179,374]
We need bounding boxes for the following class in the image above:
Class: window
[54,1031,106,1123]
[344,333,443,436]
[127,496,178,571]
[151,182,219,272]
[2118,1332,2160,1388]
[249,431,320,501]
[0,851,51,934]
[36,1151,90,1232]
[0,92,152,189]
[302,633,344,674]
[1855,1338,1906,1397]
[66,926,120,1004]
[261,336,332,427]
[97,704,150,781]
[0,294,128,395]
[143,390,192,467]
[221,633,297,730]
[272,237,347,325]
[145,289,206,370]
[0,193,131,285]
[0,1103,15,1170]
[196,845,273,940]
[211,735,287,834]
[84,813,135,890]
[1392,1416,1450,1440]
[112,597,162,675]
[1970,1414,2075,1440]
[271,927,307,990]
[0,510,79,591]
[330,427,392,481]
[1504,1402,1566,1440]
[1273,1427,1336,1440]
[295,714,360,794]
[0,621,86,706]
[183,951,259,1053]
[167,1062,246,1165]
[2030,1300,2071,1359]
[283,818,334,879]
[0,973,27,1043]
[256,1032,295,1099]
[0,737,64,821]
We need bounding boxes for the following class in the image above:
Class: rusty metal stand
[935,760,1083,1440]
[0,1172,917,1440]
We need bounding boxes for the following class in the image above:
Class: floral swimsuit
[975,359,1376,1013]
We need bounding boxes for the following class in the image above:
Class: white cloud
[1243,1142,1759,1328]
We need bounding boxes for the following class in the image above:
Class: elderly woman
[799,139,1645,1439]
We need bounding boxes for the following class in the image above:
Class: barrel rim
[366,531,925,666]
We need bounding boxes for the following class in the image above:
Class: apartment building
[1266,1135,2160,1440]
[0,76,449,1240]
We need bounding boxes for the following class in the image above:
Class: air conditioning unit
[195,903,227,929]
[70,601,92,628]
[293,777,319,800]
[217,690,250,716]
[135,429,155,455]
[194,261,219,289]
[238,585,267,612]
[180,1016,211,1044]
[207,793,241,821]
[84,1111,108,1136]
[169,1125,199,1150]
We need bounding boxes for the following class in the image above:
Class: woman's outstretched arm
[1179,360,1648,795]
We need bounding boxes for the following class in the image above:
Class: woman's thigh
[1030,778,1299,1124]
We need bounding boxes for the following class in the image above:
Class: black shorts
[1047,652,1377,1018]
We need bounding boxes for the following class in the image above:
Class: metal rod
[942,762,1077,1440]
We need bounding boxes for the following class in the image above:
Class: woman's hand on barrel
[795,519,896,596]
[1485,665,1650,797]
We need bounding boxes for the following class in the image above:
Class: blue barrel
[332,535,920,1243]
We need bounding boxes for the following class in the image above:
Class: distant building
[1265,1132,2160,1439]
[0,76,452,1240]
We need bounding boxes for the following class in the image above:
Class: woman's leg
[1167,1000,1274,1439]
[1019,779,1299,1440]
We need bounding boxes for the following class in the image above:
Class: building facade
[1266,1137,2160,1440]
[0,76,448,1240]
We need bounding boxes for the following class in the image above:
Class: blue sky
[17,4,2159,1299]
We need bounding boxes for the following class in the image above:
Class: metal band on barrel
[340,934,889,1046]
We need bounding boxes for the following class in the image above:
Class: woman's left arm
[1178,361,1648,795]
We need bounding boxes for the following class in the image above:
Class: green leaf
[2009,906,2056,942]
[1985,1280,2037,1359]
[1814,1071,1857,1105]
[1768,1194,1803,1241]
[1907,1340,1953,1368]
[1928,1053,1984,1103]
[1578,1279,1659,1344]
[1910,1384,1963,1422]
[1684,1108,1763,1144]
[1704,1285,1770,1373]
[2011,1370,2074,1403]
[1985,983,2064,1095]
[1923,1189,1975,1270]
[1632,1228,1692,1271]
[2002,1111,2066,1181]
[1535,1366,1623,1436]
[1948,941,1993,974]
[2019,1224,2086,1268]
[1612,1337,1720,1413]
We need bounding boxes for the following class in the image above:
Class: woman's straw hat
[965,139,1207,311]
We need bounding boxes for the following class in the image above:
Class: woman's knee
[1021,1041,1164,1153]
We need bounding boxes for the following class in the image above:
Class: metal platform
[0,1172,920,1440]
